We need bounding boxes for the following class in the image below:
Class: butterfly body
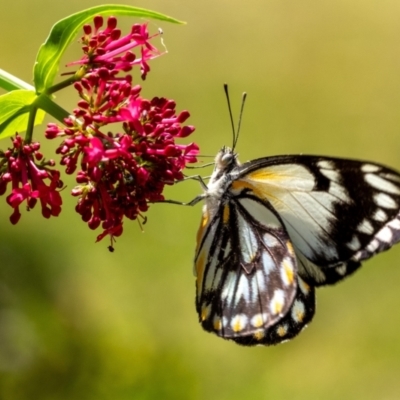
[194,147,400,346]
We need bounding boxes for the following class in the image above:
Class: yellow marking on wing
[232,317,244,332]
[286,241,294,256]
[195,208,209,253]
[272,299,283,314]
[295,308,305,323]
[283,259,294,285]
[213,318,222,331]
[276,325,287,337]
[248,170,281,182]
[232,178,285,211]
[252,314,264,328]
[247,165,310,186]
[299,278,310,295]
[223,204,230,224]
[231,180,266,199]
[195,252,206,291]
[201,304,211,321]
[253,330,265,341]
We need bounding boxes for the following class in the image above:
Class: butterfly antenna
[224,84,247,151]
[224,84,237,150]
[234,91,247,151]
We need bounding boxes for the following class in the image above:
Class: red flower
[45,17,198,248]
[0,135,62,224]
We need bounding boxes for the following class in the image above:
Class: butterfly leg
[158,194,206,207]
[179,174,209,190]
[152,174,209,206]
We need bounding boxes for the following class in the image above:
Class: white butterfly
[193,147,400,346]
[189,87,400,345]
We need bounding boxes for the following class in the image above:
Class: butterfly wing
[295,249,362,286]
[231,155,400,284]
[195,195,300,341]
[231,275,315,346]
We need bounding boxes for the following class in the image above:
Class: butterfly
[191,89,400,346]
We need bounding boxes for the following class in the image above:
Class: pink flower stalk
[0,135,62,224]
[45,17,198,248]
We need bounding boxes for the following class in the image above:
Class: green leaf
[34,5,184,94]
[0,69,34,92]
[0,90,45,139]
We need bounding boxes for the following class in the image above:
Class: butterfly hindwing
[230,276,315,346]
[195,194,297,339]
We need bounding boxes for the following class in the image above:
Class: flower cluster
[0,135,62,224]
[68,16,160,80]
[44,16,198,247]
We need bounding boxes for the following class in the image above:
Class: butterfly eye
[221,152,234,165]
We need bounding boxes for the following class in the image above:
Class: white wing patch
[261,251,276,276]
[357,219,374,235]
[236,211,258,264]
[365,173,400,195]
[237,197,281,228]
[373,193,397,209]
[346,235,362,251]
[361,164,380,173]
[234,273,250,306]
[220,271,237,302]
[372,209,388,222]
[270,289,285,315]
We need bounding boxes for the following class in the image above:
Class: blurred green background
[1,0,400,399]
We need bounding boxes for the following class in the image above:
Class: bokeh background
[1,0,400,399]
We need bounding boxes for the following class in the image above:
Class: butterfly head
[205,147,240,191]
[214,146,240,173]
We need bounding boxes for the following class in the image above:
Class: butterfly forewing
[352,214,400,263]
[195,196,297,339]
[295,248,362,286]
[232,155,400,269]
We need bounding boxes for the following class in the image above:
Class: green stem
[44,66,87,95]
[45,74,78,95]
[35,94,70,123]
[24,106,37,143]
